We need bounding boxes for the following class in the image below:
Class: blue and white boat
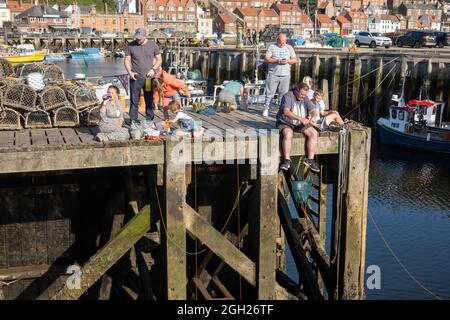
[377,84,450,153]
[70,48,104,59]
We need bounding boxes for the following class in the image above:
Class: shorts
[162,93,182,108]
[218,90,239,106]
[276,121,310,133]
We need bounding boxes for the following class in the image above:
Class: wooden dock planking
[59,128,82,146]
[0,131,15,150]
[45,129,65,147]
[30,129,49,147]
[14,130,32,149]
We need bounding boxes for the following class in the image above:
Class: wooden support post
[436,63,445,102]
[241,52,247,80]
[352,58,362,117]
[201,52,209,79]
[226,54,232,80]
[338,128,371,300]
[251,132,278,299]
[331,57,341,111]
[215,53,221,85]
[313,55,320,83]
[163,138,187,300]
[372,58,383,128]
[322,79,330,110]
[44,206,151,300]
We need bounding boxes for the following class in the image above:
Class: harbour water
[55,59,450,300]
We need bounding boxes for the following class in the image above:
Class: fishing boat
[0,44,46,64]
[377,76,450,153]
[70,48,105,59]
[45,53,69,61]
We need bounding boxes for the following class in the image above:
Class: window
[124,18,128,25]
[113,19,116,24]
[168,6,174,11]
[159,6,164,10]
[104,19,107,25]
[398,110,405,121]
[81,19,84,24]
[391,109,397,119]
[178,14,183,19]
[30,17,36,22]
[146,5,155,10]
[178,7,183,11]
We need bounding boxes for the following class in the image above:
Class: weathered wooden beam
[339,128,371,300]
[163,138,187,300]
[251,133,278,299]
[277,180,323,300]
[44,205,151,300]
[0,265,65,281]
[184,204,256,286]
[0,144,164,174]
[290,133,339,156]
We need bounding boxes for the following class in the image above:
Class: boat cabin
[387,98,446,132]
[15,44,36,56]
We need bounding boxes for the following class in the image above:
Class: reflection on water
[55,59,450,299]
[365,142,450,299]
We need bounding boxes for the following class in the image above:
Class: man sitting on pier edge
[124,27,162,128]
[276,83,320,172]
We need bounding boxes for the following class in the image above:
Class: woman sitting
[95,85,130,142]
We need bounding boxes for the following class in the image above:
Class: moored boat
[377,86,450,153]
[1,44,46,65]
[70,48,105,59]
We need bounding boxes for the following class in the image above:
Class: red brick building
[314,13,334,35]
[345,11,368,33]
[270,2,312,36]
[143,0,197,32]
[7,0,33,22]
[212,13,235,33]
[14,5,70,33]
[211,0,274,17]
[336,15,352,35]
[233,7,279,32]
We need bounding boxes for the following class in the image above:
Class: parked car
[355,31,392,48]
[396,31,436,48]
[434,31,450,48]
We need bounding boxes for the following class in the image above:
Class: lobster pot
[24,110,52,129]
[80,106,101,126]
[0,58,14,78]
[3,83,37,112]
[52,106,79,127]
[15,63,43,78]
[39,86,70,111]
[60,82,98,111]
[0,107,22,130]
[42,63,64,81]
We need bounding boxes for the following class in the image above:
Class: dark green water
[55,59,450,300]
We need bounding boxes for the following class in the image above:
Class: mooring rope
[328,56,400,95]
[368,210,444,300]
[342,63,397,119]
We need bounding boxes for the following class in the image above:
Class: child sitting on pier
[95,85,130,142]
[310,89,344,130]
[167,101,204,137]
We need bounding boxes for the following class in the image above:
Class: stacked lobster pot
[0,58,103,130]
[0,78,23,130]
[56,81,101,126]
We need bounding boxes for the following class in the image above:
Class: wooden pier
[0,107,370,300]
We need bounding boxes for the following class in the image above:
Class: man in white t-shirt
[263,33,297,117]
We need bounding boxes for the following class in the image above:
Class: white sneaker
[142,120,156,130]
[262,108,269,117]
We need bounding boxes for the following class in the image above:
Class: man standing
[124,27,162,127]
[276,83,320,172]
[263,33,297,117]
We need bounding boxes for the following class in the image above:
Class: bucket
[291,179,312,204]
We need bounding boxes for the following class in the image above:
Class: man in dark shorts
[276,82,320,172]
[124,27,162,128]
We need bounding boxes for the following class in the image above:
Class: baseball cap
[134,27,146,40]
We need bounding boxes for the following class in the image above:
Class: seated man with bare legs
[276,83,320,172]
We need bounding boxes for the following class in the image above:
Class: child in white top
[168,101,204,137]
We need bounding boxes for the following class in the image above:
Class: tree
[298,0,318,15]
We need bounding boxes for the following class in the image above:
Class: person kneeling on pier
[95,85,130,142]
[310,89,344,130]
[168,101,204,137]
[276,83,320,172]
[215,79,248,112]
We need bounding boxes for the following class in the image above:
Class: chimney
[104,2,108,14]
